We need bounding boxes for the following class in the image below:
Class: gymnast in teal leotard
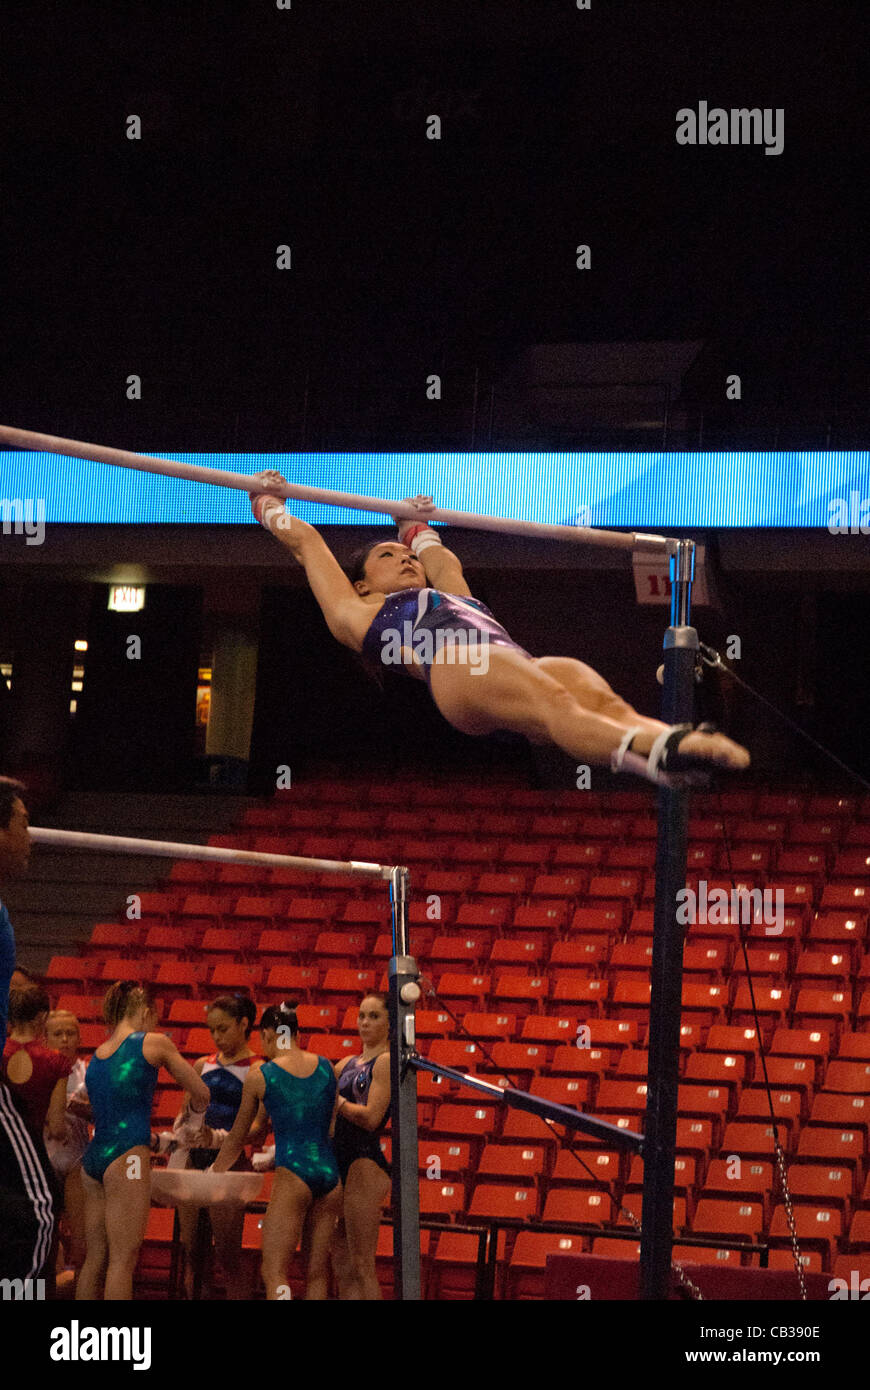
[260,1054,339,1199]
[213,1001,343,1300]
[76,982,210,1301]
[83,1032,157,1182]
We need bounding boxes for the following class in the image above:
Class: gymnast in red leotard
[248,473,750,786]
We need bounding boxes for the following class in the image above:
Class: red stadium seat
[820,882,870,911]
[263,965,319,1002]
[793,987,852,1033]
[310,1035,358,1063]
[568,907,623,937]
[86,923,142,953]
[99,957,155,983]
[429,1230,501,1300]
[295,1004,338,1033]
[786,1163,853,1213]
[691,1198,764,1240]
[474,871,530,898]
[46,955,102,989]
[595,1080,647,1115]
[418,1178,467,1221]
[429,1103,499,1144]
[178,894,233,929]
[612,1048,648,1079]
[793,950,851,989]
[228,895,281,927]
[549,940,609,970]
[413,1010,456,1038]
[550,1147,622,1187]
[491,975,548,1012]
[836,1032,870,1061]
[489,939,543,972]
[529,1075,592,1110]
[199,926,253,962]
[701,1157,773,1204]
[552,843,605,869]
[731,946,791,983]
[769,1203,841,1265]
[809,1093,870,1135]
[506,1231,588,1299]
[434,972,491,1007]
[312,930,370,967]
[549,975,607,1011]
[469,1182,539,1222]
[822,1059,870,1094]
[168,999,210,1026]
[209,963,263,992]
[808,912,866,949]
[478,1043,542,1087]
[454,904,508,932]
[154,961,205,999]
[549,1045,612,1079]
[796,1126,864,1174]
[684,1051,746,1091]
[427,1039,484,1072]
[846,1210,870,1250]
[542,1188,612,1226]
[461,1011,518,1041]
[319,968,377,1010]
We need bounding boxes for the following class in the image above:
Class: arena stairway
[6,791,258,971]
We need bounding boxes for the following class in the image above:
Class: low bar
[0,424,671,555]
[28,825,392,881]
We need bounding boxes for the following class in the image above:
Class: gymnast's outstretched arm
[249,477,370,648]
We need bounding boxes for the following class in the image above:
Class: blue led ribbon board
[1,451,868,528]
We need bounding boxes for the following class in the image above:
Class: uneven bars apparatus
[8,424,698,1300]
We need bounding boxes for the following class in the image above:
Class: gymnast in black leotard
[212,1001,342,1301]
[331,993,392,1301]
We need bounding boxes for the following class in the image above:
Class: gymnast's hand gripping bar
[0,424,673,555]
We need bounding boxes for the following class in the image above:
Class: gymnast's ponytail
[103,980,152,1027]
[259,999,299,1037]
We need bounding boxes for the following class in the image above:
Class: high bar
[28,826,393,881]
[0,423,672,555]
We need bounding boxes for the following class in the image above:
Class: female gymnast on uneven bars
[249,472,749,785]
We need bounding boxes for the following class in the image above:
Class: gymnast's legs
[428,647,749,772]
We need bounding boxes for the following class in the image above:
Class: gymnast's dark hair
[259,999,299,1037]
[208,993,257,1037]
[103,980,153,1026]
[0,776,26,830]
[7,984,51,1025]
[345,539,399,586]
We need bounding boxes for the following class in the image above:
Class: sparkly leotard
[260,1056,339,1199]
[82,1032,158,1182]
[333,1054,391,1183]
[189,1053,257,1172]
[361,588,533,685]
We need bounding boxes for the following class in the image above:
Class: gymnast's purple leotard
[361,588,533,684]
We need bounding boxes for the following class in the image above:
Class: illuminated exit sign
[108,585,146,612]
